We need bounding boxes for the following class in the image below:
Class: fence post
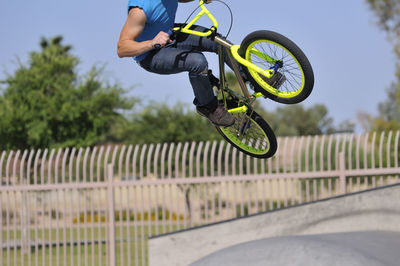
[339,152,346,194]
[107,164,116,266]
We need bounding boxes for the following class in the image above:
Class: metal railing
[1,132,399,266]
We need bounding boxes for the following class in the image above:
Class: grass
[1,224,183,266]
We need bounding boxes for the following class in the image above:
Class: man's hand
[151,31,172,48]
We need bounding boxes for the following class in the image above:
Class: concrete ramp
[189,231,400,266]
[149,184,400,266]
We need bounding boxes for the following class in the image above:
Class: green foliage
[120,102,222,145]
[365,0,400,49]
[0,36,135,150]
[258,104,335,136]
[378,84,400,122]
[364,0,400,131]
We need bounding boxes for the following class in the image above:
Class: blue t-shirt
[127,0,178,61]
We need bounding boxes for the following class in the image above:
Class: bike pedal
[259,72,286,89]
[273,72,287,89]
[208,70,220,88]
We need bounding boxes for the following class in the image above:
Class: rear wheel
[239,30,314,104]
[216,108,277,159]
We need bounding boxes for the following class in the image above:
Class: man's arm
[117,8,171,58]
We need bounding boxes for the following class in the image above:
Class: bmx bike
[166,0,314,158]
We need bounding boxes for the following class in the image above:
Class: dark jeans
[138,25,233,106]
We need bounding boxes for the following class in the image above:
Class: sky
[0,0,396,133]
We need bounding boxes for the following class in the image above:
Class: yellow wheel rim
[245,40,305,98]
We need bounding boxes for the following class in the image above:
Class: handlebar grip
[154,30,174,50]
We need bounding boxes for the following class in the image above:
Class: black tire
[239,30,314,104]
[216,108,277,159]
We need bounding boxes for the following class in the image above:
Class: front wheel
[239,30,314,104]
[216,109,277,159]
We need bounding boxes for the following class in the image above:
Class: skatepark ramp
[149,184,400,266]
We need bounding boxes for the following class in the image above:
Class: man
[117,0,235,127]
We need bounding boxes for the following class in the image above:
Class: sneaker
[196,98,235,127]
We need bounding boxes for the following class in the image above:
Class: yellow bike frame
[173,0,275,80]
[173,1,218,37]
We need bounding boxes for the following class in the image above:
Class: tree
[120,102,222,145]
[364,0,400,130]
[0,36,134,150]
[366,0,400,56]
[260,104,335,136]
